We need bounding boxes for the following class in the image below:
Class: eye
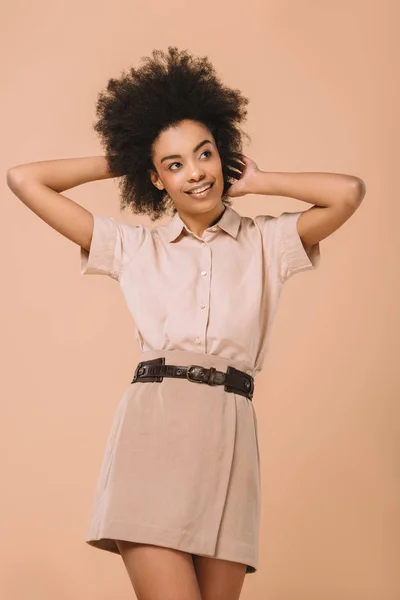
[168,150,212,171]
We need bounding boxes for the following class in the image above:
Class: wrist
[251,171,284,196]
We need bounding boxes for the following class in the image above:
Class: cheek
[164,174,186,195]
[214,156,223,175]
[172,175,186,191]
[162,172,176,187]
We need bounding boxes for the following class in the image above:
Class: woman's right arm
[6,156,117,251]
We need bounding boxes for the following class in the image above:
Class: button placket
[196,238,211,348]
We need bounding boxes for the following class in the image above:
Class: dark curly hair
[93,46,251,221]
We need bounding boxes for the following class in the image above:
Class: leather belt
[131,357,254,400]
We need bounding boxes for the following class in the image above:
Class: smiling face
[149,119,225,219]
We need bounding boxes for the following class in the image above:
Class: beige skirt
[85,348,261,574]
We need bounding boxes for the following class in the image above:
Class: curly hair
[93,46,251,221]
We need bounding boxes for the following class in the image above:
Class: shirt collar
[165,205,241,243]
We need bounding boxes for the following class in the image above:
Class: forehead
[152,120,214,157]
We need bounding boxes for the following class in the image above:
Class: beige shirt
[80,205,320,375]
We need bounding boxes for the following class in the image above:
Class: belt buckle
[247,377,254,398]
[243,373,254,398]
[132,362,143,383]
[186,365,203,383]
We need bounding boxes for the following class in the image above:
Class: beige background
[1,1,398,598]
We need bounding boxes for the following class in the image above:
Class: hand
[225,153,260,198]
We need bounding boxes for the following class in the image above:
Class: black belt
[131,357,254,400]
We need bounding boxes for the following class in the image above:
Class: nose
[188,163,206,181]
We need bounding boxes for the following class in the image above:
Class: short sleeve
[255,211,321,284]
[80,213,146,282]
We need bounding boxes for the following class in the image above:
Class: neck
[178,203,226,237]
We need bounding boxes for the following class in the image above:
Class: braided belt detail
[131,357,254,400]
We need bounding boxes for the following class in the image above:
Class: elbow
[347,177,366,205]
[6,167,24,190]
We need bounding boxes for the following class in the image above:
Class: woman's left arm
[227,155,366,250]
[250,170,366,248]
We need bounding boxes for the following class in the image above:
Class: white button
[201,270,207,276]
[246,370,252,375]
[196,338,201,344]
[202,242,206,247]
[200,304,206,309]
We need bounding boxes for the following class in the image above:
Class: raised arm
[6,156,117,251]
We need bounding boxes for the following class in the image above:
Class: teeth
[189,184,212,194]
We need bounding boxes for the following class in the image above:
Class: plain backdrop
[1,1,398,599]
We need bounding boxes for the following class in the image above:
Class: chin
[194,196,222,211]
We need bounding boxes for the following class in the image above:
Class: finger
[230,152,246,164]
[226,157,245,172]
[233,151,251,162]
[225,165,243,179]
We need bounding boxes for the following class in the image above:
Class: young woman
[7,46,365,600]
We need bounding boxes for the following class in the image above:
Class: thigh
[115,540,202,600]
[192,554,247,600]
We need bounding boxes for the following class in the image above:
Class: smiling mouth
[185,183,214,197]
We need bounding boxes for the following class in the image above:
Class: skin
[115,540,247,600]
[149,119,228,238]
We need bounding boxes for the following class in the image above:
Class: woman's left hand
[225,153,260,198]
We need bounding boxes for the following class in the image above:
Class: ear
[149,169,165,191]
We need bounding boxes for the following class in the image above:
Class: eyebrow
[160,139,213,163]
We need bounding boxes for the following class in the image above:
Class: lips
[185,182,214,194]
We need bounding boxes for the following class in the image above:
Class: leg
[115,540,203,600]
[192,554,247,600]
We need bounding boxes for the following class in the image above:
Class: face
[150,119,225,218]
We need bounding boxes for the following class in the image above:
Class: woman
[7,46,365,600]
